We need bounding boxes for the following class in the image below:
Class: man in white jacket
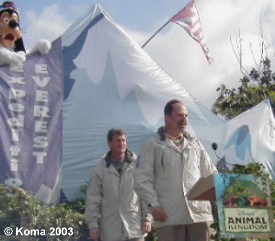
[85,128,151,241]
[134,99,217,241]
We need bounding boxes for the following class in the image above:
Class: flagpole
[142,20,170,48]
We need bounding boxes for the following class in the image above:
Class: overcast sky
[15,0,275,109]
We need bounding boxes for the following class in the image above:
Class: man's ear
[164,114,169,124]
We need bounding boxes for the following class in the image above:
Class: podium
[187,173,216,201]
[187,173,275,239]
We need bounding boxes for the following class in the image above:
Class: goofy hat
[0,1,25,52]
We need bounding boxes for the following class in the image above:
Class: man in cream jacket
[134,99,217,241]
[85,128,151,241]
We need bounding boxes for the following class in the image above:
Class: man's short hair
[107,128,126,142]
[164,99,183,116]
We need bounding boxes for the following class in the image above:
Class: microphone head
[212,143,218,150]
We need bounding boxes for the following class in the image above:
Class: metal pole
[142,20,170,48]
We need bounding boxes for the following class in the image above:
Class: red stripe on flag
[170,1,213,64]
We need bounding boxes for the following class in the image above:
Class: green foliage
[0,183,158,241]
[145,226,158,241]
[0,185,88,241]
[212,58,275,119]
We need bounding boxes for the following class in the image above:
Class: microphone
[212,142,229,172]
[212,142,218,151]
[212,142,221,159]
[211,142,245,170]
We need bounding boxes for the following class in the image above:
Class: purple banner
[0,38,63,203]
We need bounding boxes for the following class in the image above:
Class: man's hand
[89,228,99,241]
[151,206,167,222]
[142,220,151,233]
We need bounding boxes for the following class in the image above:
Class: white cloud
[22,4,72,51]
[126,0,275,110]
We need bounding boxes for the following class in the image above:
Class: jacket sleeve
[140,199,153,222]
[134,138,160,209]
[85,162,103,229]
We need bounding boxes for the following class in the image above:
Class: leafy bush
[0,183,156,241]
[0,185,88,241]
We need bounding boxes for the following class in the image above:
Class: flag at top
[170,0,213,64]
